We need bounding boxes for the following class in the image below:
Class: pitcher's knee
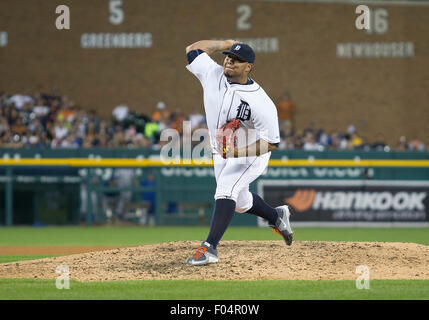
[234,190,253,214]
[235,205,252,214]
[215,189,238,203]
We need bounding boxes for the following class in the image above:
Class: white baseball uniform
[186,52,280,212]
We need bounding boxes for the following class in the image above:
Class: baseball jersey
[186,51,280,154]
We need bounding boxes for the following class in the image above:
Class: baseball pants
[213,152,270,213]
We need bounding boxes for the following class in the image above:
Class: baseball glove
[216,118,241,159]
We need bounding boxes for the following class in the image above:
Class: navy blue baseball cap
[222,43,255,64]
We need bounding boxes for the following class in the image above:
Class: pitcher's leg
[237,190,278,226]
[205,198,236,249]
[185,198,235,266]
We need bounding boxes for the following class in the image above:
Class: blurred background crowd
[0,89,426,152]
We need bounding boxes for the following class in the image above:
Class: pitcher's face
[223,54,252,79]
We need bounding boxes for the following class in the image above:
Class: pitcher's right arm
[185,39,238,56]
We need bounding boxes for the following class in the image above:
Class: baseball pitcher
[185,39,293,266]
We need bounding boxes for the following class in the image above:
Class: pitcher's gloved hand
[215,118,241,159]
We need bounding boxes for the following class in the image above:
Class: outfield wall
[1,0,429,146]
[0,150,428,227]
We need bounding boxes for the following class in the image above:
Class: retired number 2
[237,4,252,31]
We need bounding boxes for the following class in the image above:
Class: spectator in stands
[54,116,69,140]
[276,90,295,130]
[0,116,10,135]
[88,109,101,133]
[132,133,152,149]
[0,131,10,147]
[70,120,84,146]
[98,120,108,135]
[0,90,427,152]
[278,135,295,150]
[151,101,168,126]
[8,90,33,110]
[327,131,339,150]
[169,110,185,136]
[60,133,80,148]
[350,132,363,149]
[339,134,350,150]
[395,136,407,151]
[94,120,108,148]
[304,120,319,136]
[372,133,388,151]
[112,103,129,124]
[49,97,61,117]
[189,108,205,130]
[408,137,425,151]
[82,134,96,148]
[11,117,27,137]
[360,137,372,151]
[58,100,75,124]
[7,107,19,127]
[27,128,45,148]
[303,131,322,151]
[109,124,126,147]
[0,92,7,107]
[144,118,160,144]
[293,129,304,149]
[28,117,44,135]
[33,98,50,118]
[97,132,108,148]
[125,124,137,145]
[347,124,356,135]
[317,129,331,147]
[4,131,24,148]
[278,119,294,149]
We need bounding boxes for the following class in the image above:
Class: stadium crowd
[0,90,426,152]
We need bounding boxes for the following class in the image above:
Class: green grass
[0,226,428,246]
[0,226,428,300]
[287,227,429,245]
[0,279,428,300]
[0,255,54,264]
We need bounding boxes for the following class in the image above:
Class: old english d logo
[285,189,316,212]
[236,100,251,121]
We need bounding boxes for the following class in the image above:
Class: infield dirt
[0,241,428,281]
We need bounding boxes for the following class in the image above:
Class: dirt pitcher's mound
[1,241,428,281]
